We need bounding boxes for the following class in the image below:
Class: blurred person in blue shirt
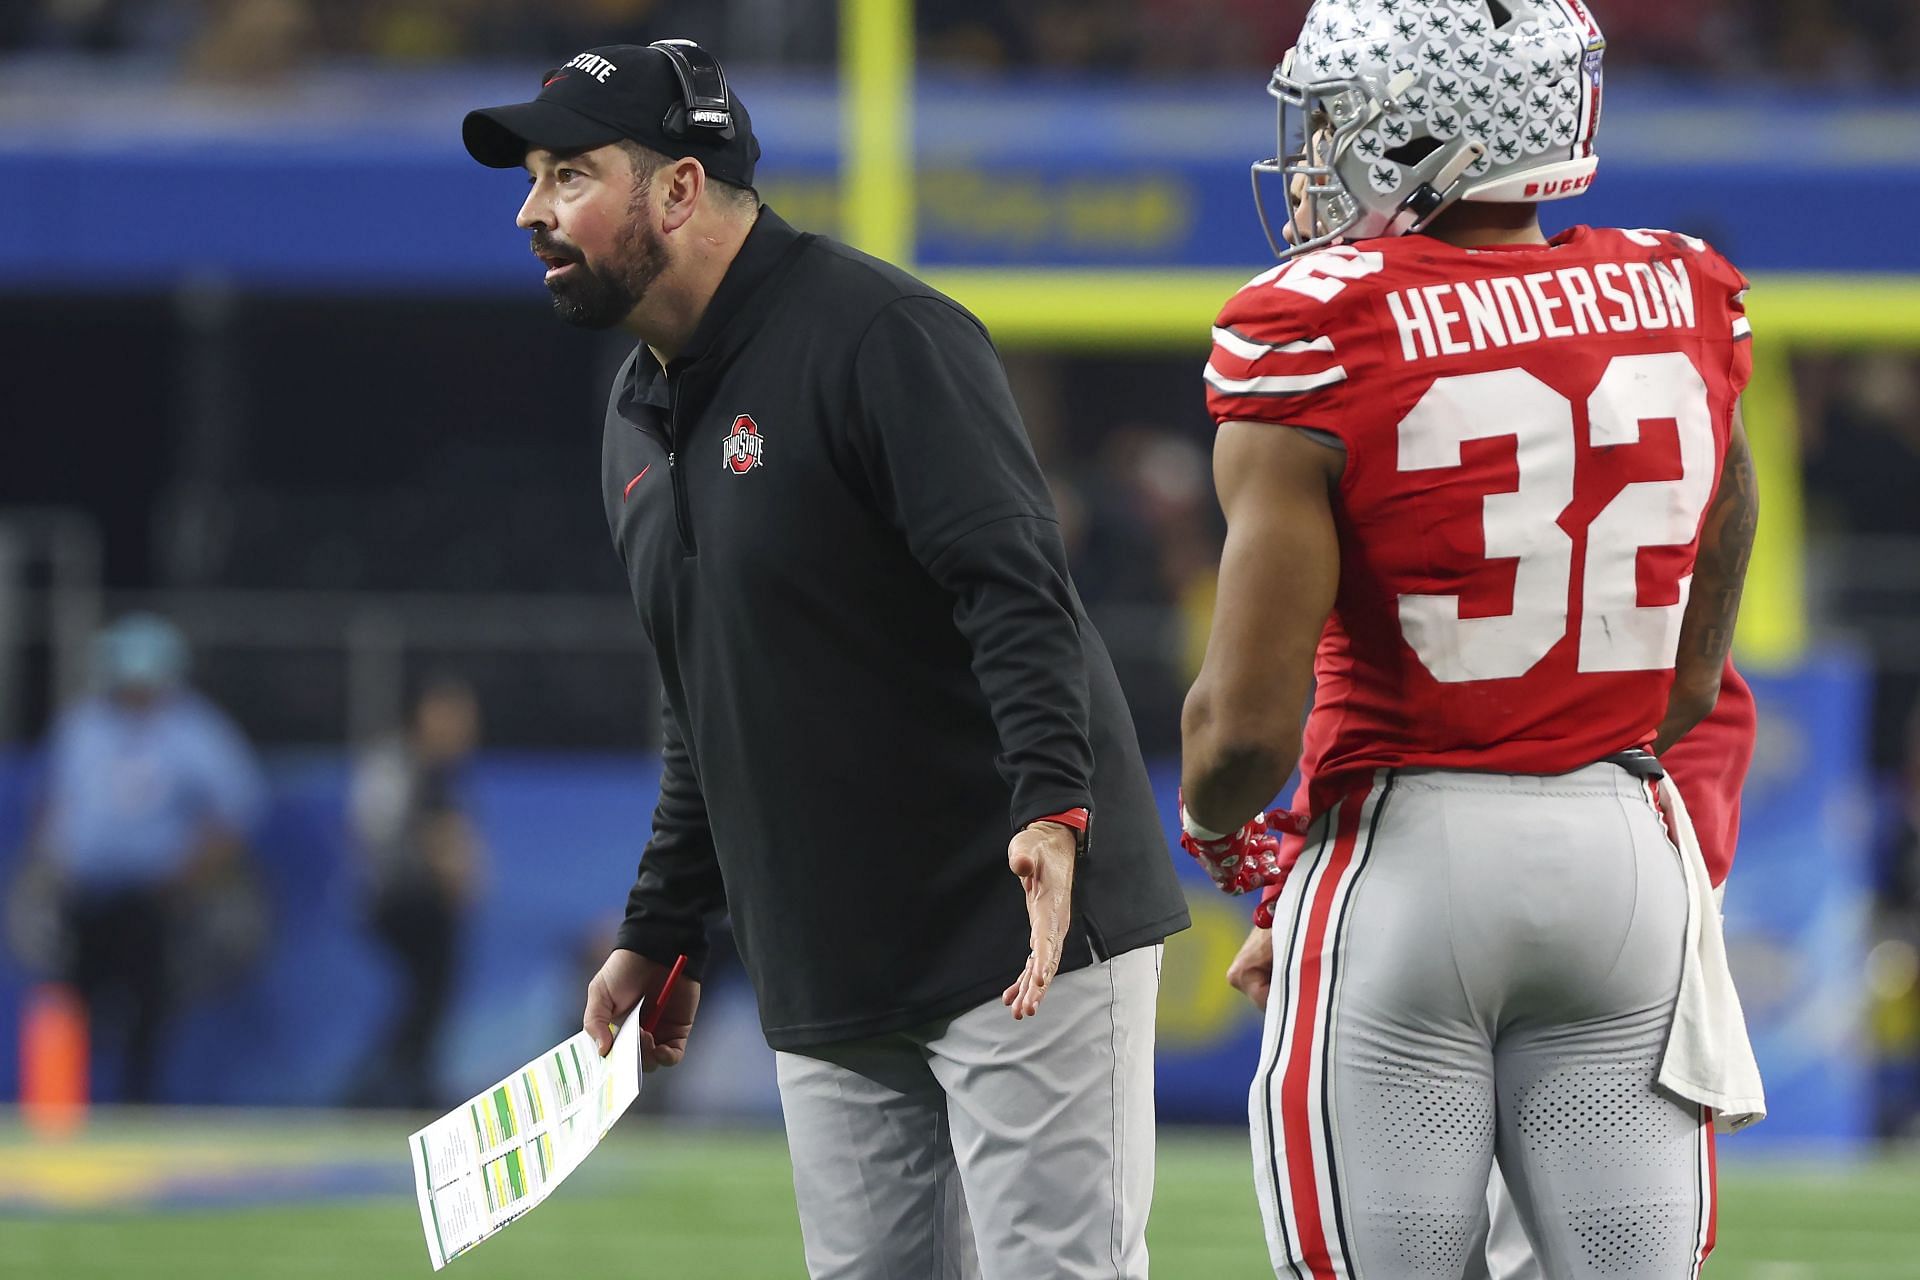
[29,613,266,1103]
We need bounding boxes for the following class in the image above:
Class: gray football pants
[776,943,1161,1279]
[1251,765,1717,1278]
[1464,1173,1548,1280]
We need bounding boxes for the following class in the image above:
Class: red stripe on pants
[1278,795,1366,1278]
[1701,1107,1719,1272]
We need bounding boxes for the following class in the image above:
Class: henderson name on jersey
[1206,226,1753,823]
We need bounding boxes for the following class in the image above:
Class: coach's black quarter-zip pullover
[601,208,1189,1050]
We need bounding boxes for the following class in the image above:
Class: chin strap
[1393,139,1491,237]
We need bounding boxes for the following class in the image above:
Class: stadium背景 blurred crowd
[4,0,1920,81]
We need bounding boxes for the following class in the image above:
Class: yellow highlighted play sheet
[409,1013,643,1270]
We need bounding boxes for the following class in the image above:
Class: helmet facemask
[1253,54,1373,257]
[1255,49,1488,260]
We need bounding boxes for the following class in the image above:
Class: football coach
[463,40,1189,1278]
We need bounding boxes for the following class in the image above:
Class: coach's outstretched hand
[584,948,702,1073]
[1227,925,1275,1012]
[1002,820,1079,1020]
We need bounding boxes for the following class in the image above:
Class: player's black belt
[1601,748,1666,781]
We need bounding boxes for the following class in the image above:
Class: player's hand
[1001,820,1079,1020]
[583,949,701,1072]
[1179,798,1289,897]
[1227,925,1276,1012]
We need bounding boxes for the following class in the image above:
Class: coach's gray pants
[776,944,1161,1280]
[1252,765,1716,1279]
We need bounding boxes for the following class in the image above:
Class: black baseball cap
[463,40,759,188]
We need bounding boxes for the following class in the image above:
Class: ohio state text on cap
[463,42,759,188]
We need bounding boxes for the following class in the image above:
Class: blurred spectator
[347,677,483,1110]
[1135,0,1298,73]
[1799,352,1920,772]
[3,0,759,67]
[24,613,267,1103]
[919,0,1023,68]
[1804,353,1920,540]
[350,0,724,65]
[184,0,315,84]
[0,0,199,57]
[1058,424,1223,750]
[6,0,1920,79]
[1748,0,1879,80]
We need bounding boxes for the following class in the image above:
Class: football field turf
[6,1112,1917,1277]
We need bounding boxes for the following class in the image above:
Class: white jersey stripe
[1731,317,1752,339]
[1205,363,1349,396]
[1212,327,1337,361]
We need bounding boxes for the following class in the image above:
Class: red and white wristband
[1033,807,1089,833]
[1032,807,1090,855]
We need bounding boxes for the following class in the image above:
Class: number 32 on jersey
[1396,352,1716,683]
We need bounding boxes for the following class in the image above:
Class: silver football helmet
[1256,0,1608,257]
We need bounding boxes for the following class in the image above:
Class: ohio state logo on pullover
[723,414,764,473]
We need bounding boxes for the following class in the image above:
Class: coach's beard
[541,218,666,330]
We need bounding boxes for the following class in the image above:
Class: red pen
[639,954,689,1039]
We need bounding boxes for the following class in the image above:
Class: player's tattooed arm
[1655,407,1758,755]
[1181,422,1343,832]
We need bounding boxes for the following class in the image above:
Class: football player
[1177,0,1763,1274]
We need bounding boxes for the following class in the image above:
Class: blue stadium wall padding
[0,651,1876,1145]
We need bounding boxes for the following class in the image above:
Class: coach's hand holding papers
[412,966,676,1269]
[584,950,699,1071]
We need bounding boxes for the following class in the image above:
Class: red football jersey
[1207,226,1752,821]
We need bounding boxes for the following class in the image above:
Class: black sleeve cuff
[1013,793,1096,836]
[614,918,712,982]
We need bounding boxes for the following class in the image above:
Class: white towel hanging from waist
[1652,771,1767,1134]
